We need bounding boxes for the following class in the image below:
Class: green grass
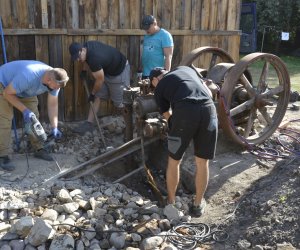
[281,56,300,92]
[239,54,300,92]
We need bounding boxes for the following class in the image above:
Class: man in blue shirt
[0,60,69,171]
[140,15,174,78]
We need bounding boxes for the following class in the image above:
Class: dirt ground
[1,101,299,249]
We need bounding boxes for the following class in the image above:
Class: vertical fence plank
[201,0,210,30]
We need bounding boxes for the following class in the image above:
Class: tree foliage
[243,0,300,53]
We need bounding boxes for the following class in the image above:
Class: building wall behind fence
[0,0,241,122]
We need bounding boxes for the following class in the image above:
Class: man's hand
[88,93,95,103]
[22,108,34,123]
[51,127,62,139]
[80,70,87,80]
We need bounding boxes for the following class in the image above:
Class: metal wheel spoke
[258,107,273,125]
[240,74,256,97]
[230,98,255,117]
[257,61,269,93]
[209,54,218,69]
[261,85,284,98]
[244,107,257,138]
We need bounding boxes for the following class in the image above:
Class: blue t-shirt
[142,28,174,76]
[0,60,59,97]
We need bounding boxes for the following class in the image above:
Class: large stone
[141,236,163,250]
[27,218,55,246]
[49,234,75,250]
[12,216,34,237]
[56,189,73,203]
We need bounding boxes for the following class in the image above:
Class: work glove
[88,93,95,103]
[22,108,34,123]
[80,70,87,80]
[51,127,63,139]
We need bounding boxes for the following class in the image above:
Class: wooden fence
[0,0,241,122]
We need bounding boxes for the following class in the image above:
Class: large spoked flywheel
[218,53,291,146]
[179,46,235,77]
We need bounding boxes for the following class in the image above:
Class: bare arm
[2,83,28,112]
[163,47,173,71]
[91,69,105,94]
[47,93,59,128]
[162,110,172,121]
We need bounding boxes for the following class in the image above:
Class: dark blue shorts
[167,101,218,160]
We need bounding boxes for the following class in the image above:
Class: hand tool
[81,76,107,149]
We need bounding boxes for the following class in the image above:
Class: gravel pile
[0,178,198,249]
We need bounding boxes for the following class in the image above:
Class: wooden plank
[209,0,218,30]
[49,0,56,28]
[55,0,66,28]
[41,0,48,28]
[108,0,119,29]
[95,0,108,29]
[62,35,74,121]
[83,0,95,29]
[16,0,29,28]
[4,36,19,62]
[160,0,172,29]
[119,0,127,29]
[217,0,228,31]
[182,0,192,29]
[2,28,241,36]
[19,35,36,59]
[201,0,210,30]
[0,0,12,28]
[191,0,202,30]
[171,35,183,69]
[70,0,79,29]
[35,36,49,64]
[130,0,140,29]
[227,0,239,30]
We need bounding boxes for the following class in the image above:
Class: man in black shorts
[69,41,130,134]
[149,66,218,217]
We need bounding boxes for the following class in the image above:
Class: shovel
[81,77,107,149]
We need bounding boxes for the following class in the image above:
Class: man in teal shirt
[140,15,174,78]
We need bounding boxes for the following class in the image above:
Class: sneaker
[72,121,94,135]
[34,148,54,161]
[190,199,207,217]
[0,156,16,171]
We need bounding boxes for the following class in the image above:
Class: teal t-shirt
[0,60,59,97]
[142,28,174,76]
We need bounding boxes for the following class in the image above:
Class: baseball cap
[69,42,83,61]
[149,67,165,82]
[142,15,155,30]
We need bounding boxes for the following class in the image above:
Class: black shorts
[167,101,218,160]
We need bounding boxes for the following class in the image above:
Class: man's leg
[0,87,14,157]
[194,157,209,206]
[166,156,181,204]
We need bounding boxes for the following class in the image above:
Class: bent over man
[0,60,69,171]
[69,41,130,134]
[149,66,218,217]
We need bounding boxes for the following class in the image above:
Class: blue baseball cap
[69,42,83,61]
[142,15,155,30]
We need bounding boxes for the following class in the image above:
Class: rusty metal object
[179,46,235,77]
[180,47,291,146]
[144,118,168,137]
[133,95,158,118]
[219,53,290,146]
[45,136,160,183]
